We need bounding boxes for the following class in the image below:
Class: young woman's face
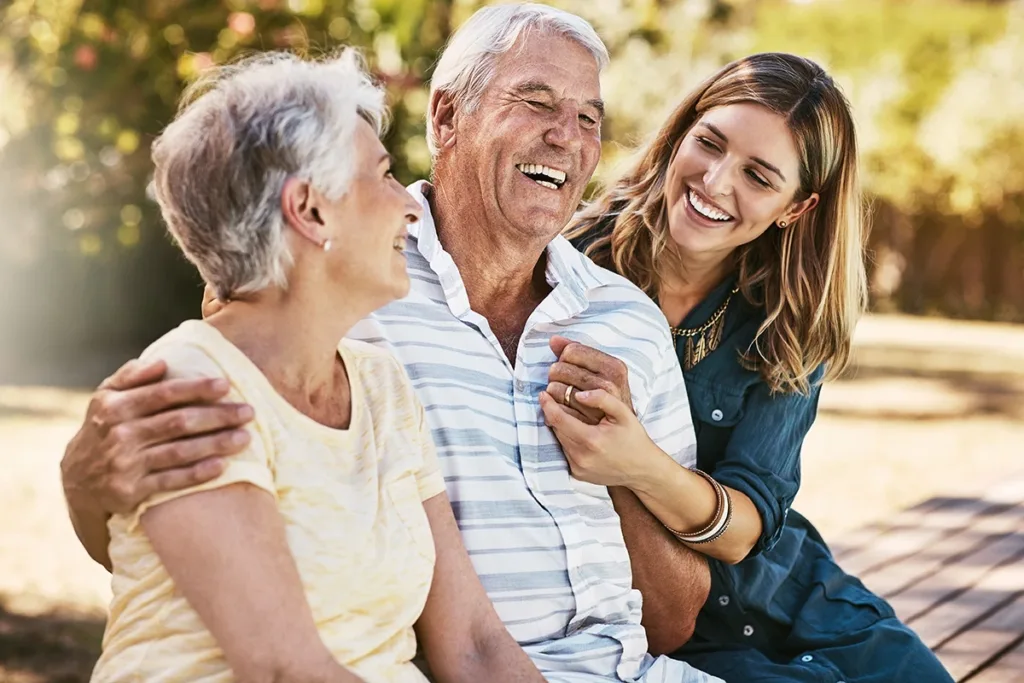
[664,102,817,260]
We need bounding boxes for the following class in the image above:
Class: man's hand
[61,356,255,567]
[63,357,254,513]
[546,336,634,425]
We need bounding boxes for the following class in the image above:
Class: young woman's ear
[777,192,819,228]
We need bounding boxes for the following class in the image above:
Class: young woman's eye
[746,169,771,188]
[695,136,720,152]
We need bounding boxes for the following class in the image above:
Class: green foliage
[0,0,1021,368]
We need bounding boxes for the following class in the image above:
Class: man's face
[441,31,603,243]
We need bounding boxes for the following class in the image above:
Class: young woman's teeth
[688,189,732,222]
[517,163,566,190]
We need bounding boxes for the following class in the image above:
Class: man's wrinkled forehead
[489,33,603,109]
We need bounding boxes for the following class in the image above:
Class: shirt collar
[404,180,613,320]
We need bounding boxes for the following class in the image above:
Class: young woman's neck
[657,245,736,325]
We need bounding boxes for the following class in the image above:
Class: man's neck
[428,183,551,321]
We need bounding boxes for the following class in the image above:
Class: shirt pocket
[386,475,437,566]
[798,559,896,637]
[688,385,745,428]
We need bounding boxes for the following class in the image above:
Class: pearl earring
[778,220,788,228]
[322,239,332,252]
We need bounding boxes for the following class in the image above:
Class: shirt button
[742,624,754,637]
[711,408,724,421]
[515,379,527,393]
[801,655,813,663]
[718,595,730,606]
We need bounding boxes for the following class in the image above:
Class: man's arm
[143,482,363,682]
[60,357,254,569]
[609,486,710,654]
[546,335,710,654]
[415,492,545,682]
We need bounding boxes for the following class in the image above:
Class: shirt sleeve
[638,335,698,470]
[126,340,276,532]
[710,364,825,555]
[413,401,446,502]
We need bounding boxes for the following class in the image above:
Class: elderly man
[60,5,718,682]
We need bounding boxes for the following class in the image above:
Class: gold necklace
[670,287,739,371]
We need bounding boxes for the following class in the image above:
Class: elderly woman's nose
[404,193,423,223]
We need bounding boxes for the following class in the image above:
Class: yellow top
[92,320,445,683]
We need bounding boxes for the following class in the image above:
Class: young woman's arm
[414,491,545,683]
[143,482,363,683]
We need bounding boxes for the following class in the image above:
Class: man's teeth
[688,189,732,222]
[517,163,566,189]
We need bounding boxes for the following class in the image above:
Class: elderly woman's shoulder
[139,320,230,383]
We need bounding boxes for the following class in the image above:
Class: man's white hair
[427,2,609,158]
[150,49,387,300]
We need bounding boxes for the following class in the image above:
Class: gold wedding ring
[564,384,575,406]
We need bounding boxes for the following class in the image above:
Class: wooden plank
[862,503,1024,600]
[834,477,1024,576]
[892,531,1024,629]
[904,550,1024,649]
[933,594,1024,681]
[968,635,1024,683]
[830,496,951,561]
[840,499,1004,578]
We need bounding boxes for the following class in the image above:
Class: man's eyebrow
[511,81,555,98]
[511,81,605,118]
[700,123,786,183]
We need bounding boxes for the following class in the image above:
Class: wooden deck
[831,473,1024,682]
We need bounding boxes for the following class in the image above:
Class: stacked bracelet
[665,468,733,545]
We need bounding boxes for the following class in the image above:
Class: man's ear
[430,89,458,151]
[280,177,327,247]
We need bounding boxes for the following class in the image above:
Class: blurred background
[0,0,1022,680]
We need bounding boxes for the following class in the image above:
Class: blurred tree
[0,0,1021,383]
[0,0,474,375]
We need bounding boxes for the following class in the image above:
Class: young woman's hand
[539,388,668,489]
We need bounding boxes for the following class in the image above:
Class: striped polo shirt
[349,182,718,683]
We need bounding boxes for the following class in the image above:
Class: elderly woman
[548,53,953,682]
[90,51,542,683]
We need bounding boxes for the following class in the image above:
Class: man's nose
[543,106,583,154]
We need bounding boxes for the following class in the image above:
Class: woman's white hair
[150,49,387,300]
[426,2,609,158]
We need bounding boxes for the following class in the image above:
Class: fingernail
[211,378,229,392]
[231,430,250,445]
[237,405,254,420]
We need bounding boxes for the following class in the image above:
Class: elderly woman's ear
[281,177,330,248]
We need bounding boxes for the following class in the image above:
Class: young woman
[543,53,953,682]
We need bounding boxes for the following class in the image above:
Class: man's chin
[507,202,575,239]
